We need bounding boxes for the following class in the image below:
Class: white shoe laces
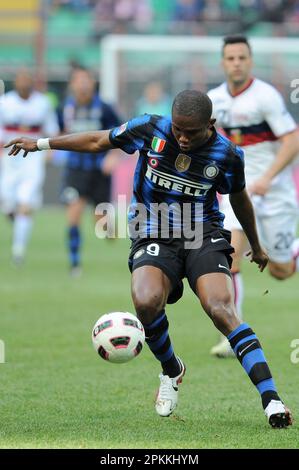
[158,374,176,400]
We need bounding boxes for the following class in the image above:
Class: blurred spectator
[262,0,285,22]
[115,0,152,30]
[135,81,172,116]
[203,0,222,20]
[94,0,152,36]
[93,0,115,22]
[173,0,205,21]
[49,0,299,35]
[52,0,93,10]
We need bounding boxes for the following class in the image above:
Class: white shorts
[0,153,45,212]
[220,193,299,264]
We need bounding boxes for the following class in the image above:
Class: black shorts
[61,168,111,206]
[128,226,234,304]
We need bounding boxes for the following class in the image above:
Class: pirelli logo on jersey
[145,165,212,196]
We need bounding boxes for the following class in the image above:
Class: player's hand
[248,176,271,196]
[4,137,38,158]
[246,248,269,272]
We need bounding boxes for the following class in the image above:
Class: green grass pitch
[0,208,298,449]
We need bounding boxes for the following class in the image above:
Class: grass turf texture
[0,207,298,449]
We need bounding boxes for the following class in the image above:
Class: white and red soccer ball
[92,311,145,363]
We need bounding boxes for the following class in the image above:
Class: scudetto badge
[203,164,219,179]
[175,154,191,172]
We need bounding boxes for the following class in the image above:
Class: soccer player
[59,68,121,276]
[208,35,299,357]
[4,90,292,428]
[0,68,59,264]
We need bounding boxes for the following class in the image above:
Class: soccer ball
[92,311,145,363]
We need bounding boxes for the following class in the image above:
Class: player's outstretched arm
[4,130,114,158]
[229,189,268,272]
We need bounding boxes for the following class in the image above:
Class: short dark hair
[222,35,252,56]
[172,90,212,124]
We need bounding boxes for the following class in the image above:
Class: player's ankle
[261,390,281,410]
[162,355,182,378]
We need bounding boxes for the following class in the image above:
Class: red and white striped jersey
[0,90,59,146]
[208,78,297,188]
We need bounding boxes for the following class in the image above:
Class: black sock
[143,309,181,378]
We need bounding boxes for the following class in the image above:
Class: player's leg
[210,223,248,358]
[211,198,249,357]
[12,205,33,264]
[130,241,185,417]
[11,163,44,264]
[0,160,18,224]
[66,197,87,276]
[194,267,292,428]
[210,228,249,357]
[230,229,249,317]
[92,170,114,240]
[61,168,89,276]
[258,212,299,280]
[292,237,299,272]
[219,195,247,319]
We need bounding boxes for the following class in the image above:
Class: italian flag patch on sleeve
[151,137,166,153]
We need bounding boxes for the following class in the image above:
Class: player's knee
[207,296,238,332]
[268,262,293,280]
[18,205,33,216]
[132,287,166,324]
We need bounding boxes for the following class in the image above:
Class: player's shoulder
[126,113,153,129]
[207,82,227,99]
[215,131,244,161]
[252,78,283,99]
[3,90,18,102]
[111,114,153,139]
[151,114,172,135]
[30,90,53,106]
[127,113,170,132]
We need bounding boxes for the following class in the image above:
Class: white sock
[232,271,244,320]
[12,214,33,258]
[292,238,299,272]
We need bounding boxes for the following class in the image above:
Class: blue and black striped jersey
[109,114,245,235]
[62,94,121,171]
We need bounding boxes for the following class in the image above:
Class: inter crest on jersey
[203,164,219,179]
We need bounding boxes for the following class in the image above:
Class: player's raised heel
[264,400,293,428]
[210,336,235,358]
[155,356,186,417]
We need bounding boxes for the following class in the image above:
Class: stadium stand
[1,0,298,80]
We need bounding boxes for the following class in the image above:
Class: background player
[59,68,121,276]
[4,90,293,428]
[0,68,59,264]
[208,35,299,357]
